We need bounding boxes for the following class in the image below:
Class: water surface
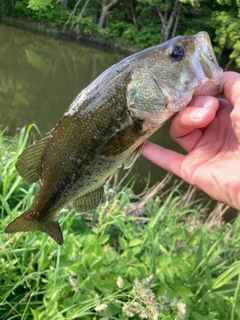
[0,24,125,134]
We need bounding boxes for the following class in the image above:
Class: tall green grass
[0,126,240,320]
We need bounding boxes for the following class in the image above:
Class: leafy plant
[78,15,98,34]
[27,0,54,12]
[0,126,240,319]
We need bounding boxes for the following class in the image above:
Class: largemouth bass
[5,32,223,245]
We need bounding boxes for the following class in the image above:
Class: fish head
[127,31,223,121]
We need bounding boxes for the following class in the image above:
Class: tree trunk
[11,0,15,10]
[130,2,146,27]
[155,0,182,43]
[171,2,182,38]
[98,0,118,29]
[61,0,68,8]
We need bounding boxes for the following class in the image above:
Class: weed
[0,126,240,319]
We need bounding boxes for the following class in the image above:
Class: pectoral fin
[101,122,144,157]
[123,143,145,169]
[16,136,50,183]
[72,186,104,212]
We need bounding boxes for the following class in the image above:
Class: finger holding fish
[169,96,219,152]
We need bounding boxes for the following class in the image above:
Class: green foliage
[99,6,160,47]
[14,0,34,17]
[121,24,138,42]
[99,20,135,43]
[0,0,13,15]
[0,126,240,319]
[0,0,240,69]
[211,1,240,68]
[135,24,161,48]
[27,0,54,11]
[12,0,62,23]
[0,125,40,220]
[77,15,98,33]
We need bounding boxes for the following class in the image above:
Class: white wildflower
[95,303,108,312]
[117,275,124,288]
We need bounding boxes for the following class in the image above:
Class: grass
[0,126,240,320]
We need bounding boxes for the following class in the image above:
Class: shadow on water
[0,24,238,221]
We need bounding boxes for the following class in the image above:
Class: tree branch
[98,0,118,28]
[156,0,182,43]
[171,2,182,38]
[76,0,91,30]
[64,0,82,30]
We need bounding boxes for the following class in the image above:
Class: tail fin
[4,210,63,245]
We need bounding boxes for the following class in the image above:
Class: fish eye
[170,45,184,61]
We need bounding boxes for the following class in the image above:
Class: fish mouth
[193,74,223,96]
[193,32,223,96]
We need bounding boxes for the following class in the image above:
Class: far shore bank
[0,16,139,54]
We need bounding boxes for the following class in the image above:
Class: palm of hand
[142,72,240,209]
[180,100,240,209]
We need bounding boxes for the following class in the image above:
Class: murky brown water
[0,24,125,133]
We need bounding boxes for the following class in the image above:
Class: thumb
[222,72,240,142]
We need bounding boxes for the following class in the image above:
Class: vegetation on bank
[1,126,240,319]
[0,0,240,69]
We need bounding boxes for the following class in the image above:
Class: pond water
[0,24,237,220]
[0,24,184,190]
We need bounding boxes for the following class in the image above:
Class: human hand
[142,72,240,210]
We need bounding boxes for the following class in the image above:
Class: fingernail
[203,100,213,108]
[191,107,211,120]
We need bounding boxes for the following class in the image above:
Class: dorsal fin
[16,136,50,183]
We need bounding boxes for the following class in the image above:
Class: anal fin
[16,136,50,183]
[72,186,104,212]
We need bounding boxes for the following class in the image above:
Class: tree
[97,0,118,28]
[11,0,15,10]
[60,0,68,8]
[155,0,182,42]
[64,0,92,30]
[27,0,53,11]
[137,0,199,43]
[211,0,240,69]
